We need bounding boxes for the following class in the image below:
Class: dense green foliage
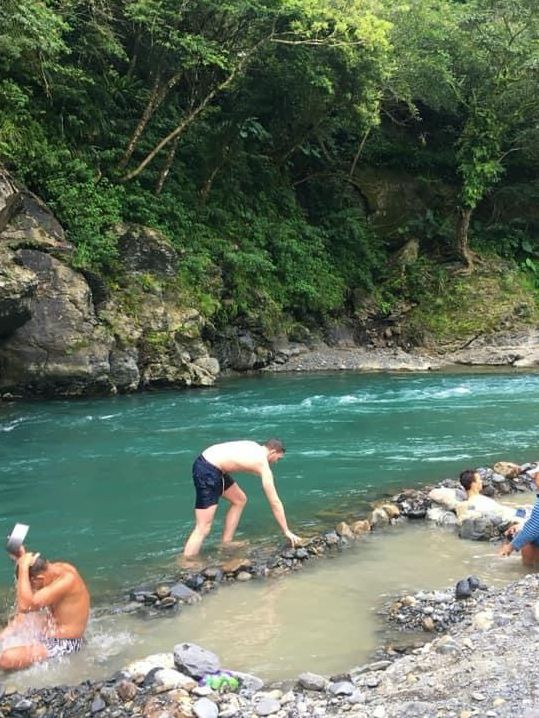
[0,0,538,329]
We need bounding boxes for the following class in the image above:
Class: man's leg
[0,613,27,642]
[183,505,218,558]
[221,483,247,545]
[0,643,48,671]
[0,612,47,644]
[521,542,539,566]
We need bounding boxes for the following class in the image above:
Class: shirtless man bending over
[183,439,302,557]
[0,551,90,671]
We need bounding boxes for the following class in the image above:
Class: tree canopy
[1,0,538,327]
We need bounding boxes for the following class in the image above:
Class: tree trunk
[455,206,474,269]
[155,136,180,194]
[118,71,182,170]
[349,129,370,177]
[121,36,270,182]
[199,144,232,204]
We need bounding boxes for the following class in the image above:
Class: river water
[1,370,538,686]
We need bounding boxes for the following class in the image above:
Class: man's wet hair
[15,556,49,579]
[459,469,478,492]
[263,438,285,454]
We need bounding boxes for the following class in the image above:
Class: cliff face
[0,171,220,398]
[2,168,539,400]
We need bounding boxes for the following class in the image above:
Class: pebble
[14,699,33,711]
[91,696,106,713]
[254,696,281,716]
[193,697,219,718]
[328,681,354,696]
[297,672,327,691]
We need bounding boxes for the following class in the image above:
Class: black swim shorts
[193,454,235,509]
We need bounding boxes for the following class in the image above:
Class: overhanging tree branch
[121,34,272,182]
[118,69,183,170]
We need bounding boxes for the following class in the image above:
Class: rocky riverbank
[2,167,539,400]
[263,335,539,374]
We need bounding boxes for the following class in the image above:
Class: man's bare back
[202,440,269,475]
[44,562,90,639]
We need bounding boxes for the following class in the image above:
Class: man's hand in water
[499,542,514,557]
[504,523,520,539]
[285,530,303,547]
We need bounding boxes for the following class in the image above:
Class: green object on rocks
[203,673,240,692]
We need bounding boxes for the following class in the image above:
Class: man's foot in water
[176,554,205,570]
[219,540,250,552]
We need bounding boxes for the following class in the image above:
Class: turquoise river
[1,369,538,598]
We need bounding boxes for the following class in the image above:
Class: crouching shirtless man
[0,551,90,671]
[183,439,302,558]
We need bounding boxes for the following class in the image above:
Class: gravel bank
[265,345,441,373]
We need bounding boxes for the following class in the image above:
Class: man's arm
[16,554,74,612]
[500,500,539,556]
[511,500,539,551]
[259,463,302,546]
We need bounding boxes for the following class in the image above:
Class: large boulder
[447,329,539,368]
[0,171,69,253]
[458,516,500,541]
[211,327,272,371]
[353,166,454,240]
[173,643,220,679]
[117,224,179,276]
[0,176,220,395]
[99,288,219,391]
[0,171,220,396]
[0,250,114,396]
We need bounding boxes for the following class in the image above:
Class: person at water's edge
[0,550,90,671]
[183,439,302,558]
[499,468,539,566]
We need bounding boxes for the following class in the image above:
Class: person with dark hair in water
[0,550,90,671]
[457,468,528,524]
[183,439,302,558]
